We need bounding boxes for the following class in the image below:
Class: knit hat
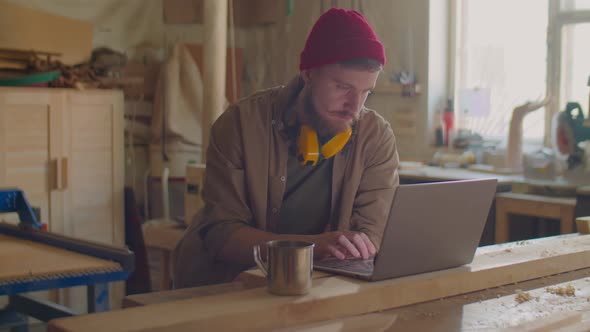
[299,8,386,71]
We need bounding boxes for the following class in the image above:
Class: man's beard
[302,89,355,137]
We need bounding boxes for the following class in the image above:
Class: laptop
[314,178,497,281]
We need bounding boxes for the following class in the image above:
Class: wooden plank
[496,192,576,207]
[554,321,590,332]
[48,235,590,332]
[502,312,582,332]
[123,282,247,308]
[276,313,399,332]
[278,267,590,331]
[123,269,332,308]
[0,59,27,70]
[0,234,120,282]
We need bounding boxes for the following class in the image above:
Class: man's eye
[336,84,349,90]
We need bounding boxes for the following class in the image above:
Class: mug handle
[253,245,268,276]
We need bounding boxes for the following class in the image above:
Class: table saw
[0,189,134,329]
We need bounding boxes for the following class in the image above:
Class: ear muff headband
[297,124,352,166]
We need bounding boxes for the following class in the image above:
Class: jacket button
[280,176,285,181]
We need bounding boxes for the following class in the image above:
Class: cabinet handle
[54,158,62,191]
[61,157,68,190]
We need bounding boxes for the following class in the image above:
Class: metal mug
[253,240,315,296]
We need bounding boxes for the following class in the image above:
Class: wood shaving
[515,289,533,303]
[546,284,576,297]
[540,249,560,257]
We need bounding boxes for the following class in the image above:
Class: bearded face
[300,64,380,137]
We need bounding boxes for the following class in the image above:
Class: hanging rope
[228,0,238,103]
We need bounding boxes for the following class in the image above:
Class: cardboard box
[0,1,93,65]
[163,0,286,26]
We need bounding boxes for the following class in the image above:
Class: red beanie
[300,8,386,71]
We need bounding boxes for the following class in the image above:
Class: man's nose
[345,91,362,110]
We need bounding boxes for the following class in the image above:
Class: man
[174,8,399,288]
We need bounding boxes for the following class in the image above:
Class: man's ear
[300,69,312,84]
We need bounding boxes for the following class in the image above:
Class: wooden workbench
[399,165,522,185]
[399,164,583,195]
[48,235,590,331]
[119,271,590,331]
[400,164,586,245]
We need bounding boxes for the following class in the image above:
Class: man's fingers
[327,245,346,260]
[351,233,369,259]
[360,232,377,256]
[338,234,361,258]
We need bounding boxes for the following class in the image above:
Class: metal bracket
[0,189,41,229]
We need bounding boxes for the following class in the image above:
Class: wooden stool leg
[495,201,510,243]
[576,216,590,234]
[560,206,575,235]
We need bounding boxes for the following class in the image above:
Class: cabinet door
[0,88,64,308]
[61,90,124,246]
[60,90,125,311]
[0,88,63,229]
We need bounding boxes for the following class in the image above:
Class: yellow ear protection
[296,124,352,166]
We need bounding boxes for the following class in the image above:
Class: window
[453,0,590,143]
[558,22,590,111]
[454,0,549,141]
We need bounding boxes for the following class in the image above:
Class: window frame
[547,2,590,145]
[449,0,590,146]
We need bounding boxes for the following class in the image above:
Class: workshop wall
[5,0,446,161]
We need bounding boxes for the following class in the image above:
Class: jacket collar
[271,74,363,150]
[272,75,304,140]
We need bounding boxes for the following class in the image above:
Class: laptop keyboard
[315,258,375,274]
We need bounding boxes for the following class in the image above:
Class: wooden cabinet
[0,89,63,230]
[0,87,125,311]
[60,90,125,246]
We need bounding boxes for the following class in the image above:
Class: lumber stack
[48,235,590,332]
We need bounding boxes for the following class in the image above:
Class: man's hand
[310,231,376,260]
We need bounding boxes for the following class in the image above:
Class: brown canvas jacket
[174,76,400,288]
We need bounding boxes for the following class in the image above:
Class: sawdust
[466,280,590,330]
[515,289,533,304]
[546,284,576,297]
[484,248,515,258]
[540,249,560,257]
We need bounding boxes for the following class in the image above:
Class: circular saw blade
[555,111,576,156]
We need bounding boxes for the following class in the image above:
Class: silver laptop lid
[371,178,497,281]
